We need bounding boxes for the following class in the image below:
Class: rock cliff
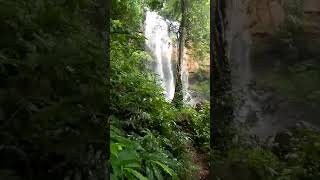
[226,0,320,137]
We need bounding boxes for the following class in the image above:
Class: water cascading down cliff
[144,10,192,103]
[225,0,266,136]
[225,0,320,137]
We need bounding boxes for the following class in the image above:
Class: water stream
[144,10,192,103]
[144,11,175,101]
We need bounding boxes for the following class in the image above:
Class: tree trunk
[210,0,234,177]
[173,0,186,108]
[210,0,235,178]
[95,0,110,179]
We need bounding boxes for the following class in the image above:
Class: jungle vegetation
[0,0,319,180]
[110,0,210,179]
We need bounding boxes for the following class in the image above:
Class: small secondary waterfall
[144,11,175,101]
[226,0,255,123]
[226,0,276,137]
[144,10,191,103]
[225,0,320,138]
[226,0,265,135]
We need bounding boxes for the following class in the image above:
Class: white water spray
[144,10,192,104]
[144,11,175,101]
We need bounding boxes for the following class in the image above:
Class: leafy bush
[0,0,107,179]
[220,147,279,179]
[213,127,320,180]
[110,10,202,179]
[110,127,178,180]
[176,104,210,152]
[275,128,320,180]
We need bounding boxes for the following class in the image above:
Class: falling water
[144,11,175,101]
[225,0,274,137]
[225,0,267,136]
[226,0,255,122]
[144,10,191,103]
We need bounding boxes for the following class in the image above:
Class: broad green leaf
[124,168,148,180]
[124,162,141,169]
[146,163,155,180]
[152,163,164,180]
[151,160,177,179]
[110,173,119,180]
[117,150,139,162]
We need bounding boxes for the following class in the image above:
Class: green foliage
[110,32,207,177]
[190,80,210,100]
[0,0,106,179]
[145,0,165,10]
[282,0,304,26]
[277,0,304,51]
[1,0,210,179]
[110,127,179,180]
[276,128,320,179]
[177,104,210,152]
[261,60,320,102]
[224,148,280,179]
[111,0,144,31]
[213,127,320,180]
[186,0,210,58]
[160,0,210,60]
[110,0,210,178]
[159,0,181,20]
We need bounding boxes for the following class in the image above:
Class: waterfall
[226,0,264,133]
[144,11,175,101]
[226,0,253,121]
[225,0,273,137]
[144,10,191,103]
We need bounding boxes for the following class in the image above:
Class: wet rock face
[247,0,285,35]
[304,0,320,13]
[226,0,320,137]
[247,0,320,35]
